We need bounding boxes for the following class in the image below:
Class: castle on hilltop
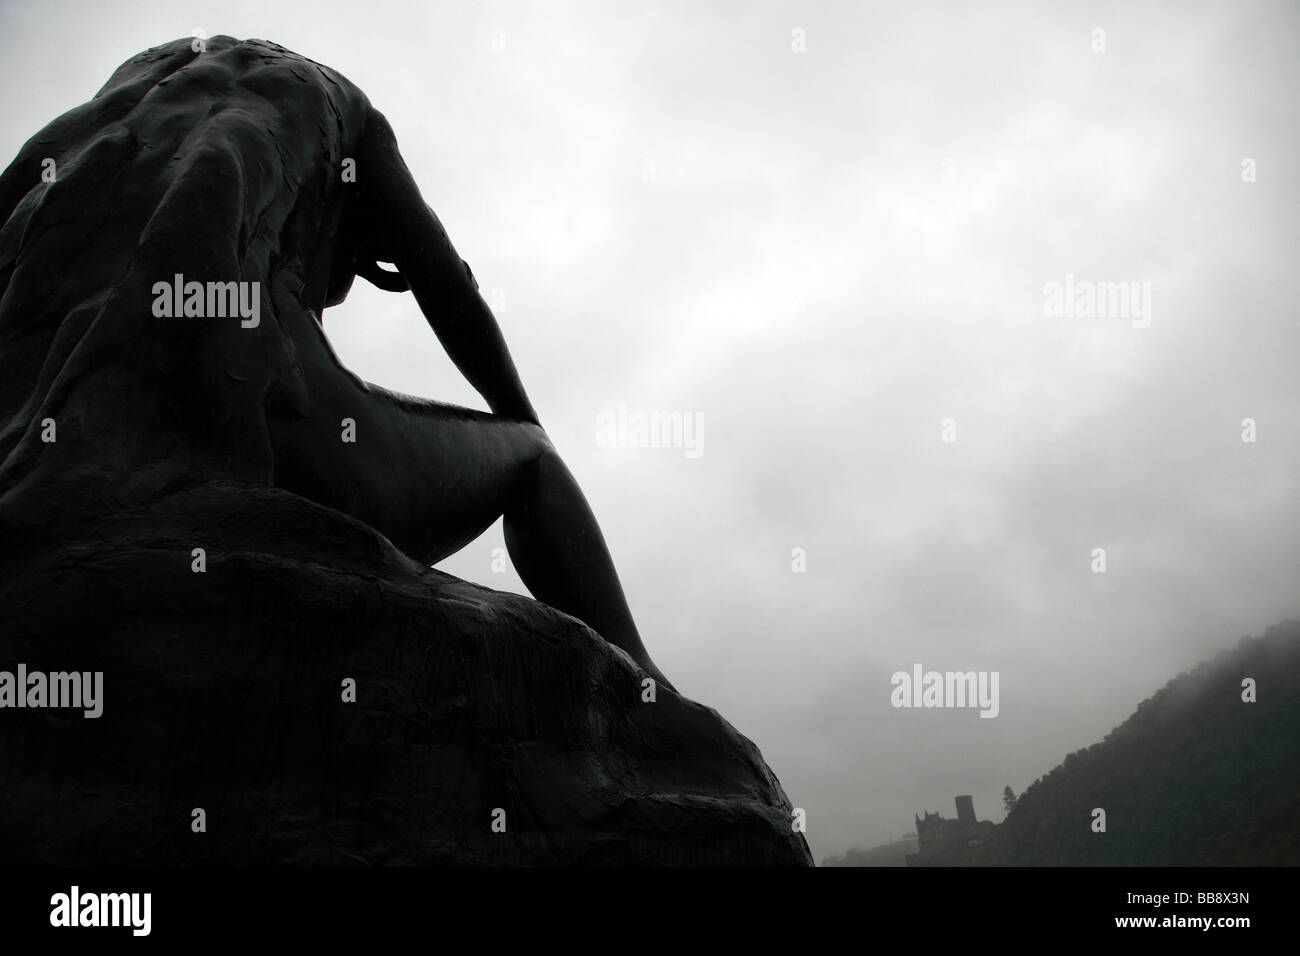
[905,795,997,866]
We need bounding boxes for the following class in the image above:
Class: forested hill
[986,619,1300,865]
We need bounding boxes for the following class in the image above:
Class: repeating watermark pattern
[1043,274,1152,328]
[595,404,704,459]
[0,665,102,718]
[151,274,260,328]
[50,886,150,936]
[890,664,1000,718]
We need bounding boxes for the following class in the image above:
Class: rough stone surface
[0,481,812,865]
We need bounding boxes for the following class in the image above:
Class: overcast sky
[2,0,1296,860]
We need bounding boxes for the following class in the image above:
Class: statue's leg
[499,434,675,692]
[267,315,672,689]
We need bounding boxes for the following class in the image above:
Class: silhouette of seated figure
[0,36,673,690]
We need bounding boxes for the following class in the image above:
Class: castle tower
[955,795,976,825]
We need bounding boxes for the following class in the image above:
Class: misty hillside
[822,836,918,867]
[986,619,1300,865]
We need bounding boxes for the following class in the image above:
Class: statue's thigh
[269,374,546,564]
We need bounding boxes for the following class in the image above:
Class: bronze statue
[0,35,672,690]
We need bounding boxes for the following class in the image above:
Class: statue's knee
[507,423,558,499]
[522,422,555,463]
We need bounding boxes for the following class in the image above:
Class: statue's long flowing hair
[0,36,369,501]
